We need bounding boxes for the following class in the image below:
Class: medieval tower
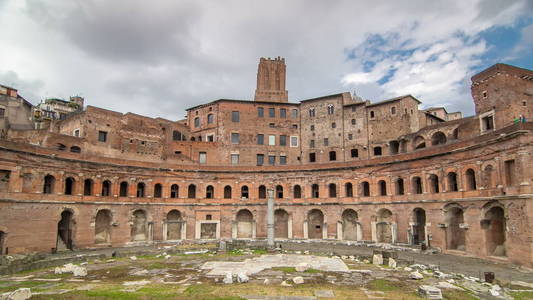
[254,57,288,102]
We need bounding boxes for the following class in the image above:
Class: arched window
[484,165,494,188]
[312,184,319,198]
[327,104,334,114]
[395,178,404,195]
[465,169,477,190]
[360,181,370,197]
[137,182,145,198]
[345,182,353,197]
[43,174,55,194]
[447,172,458,192]
[378,180,387,196]
[119,181,128,197]
[293,185,302,198]
[64,177,75,195]
[413,136,426,149]
[276,185,283,199]
[172,130,182,141]
[57,143,66,151]
[429,175,439,193]
[70,146,81,153]
[329,151,336,161]
[154,183,162,198]
[412,177,423,194]
[188,184,196,198]
[206,185,214,198]
[207,114,214,124]
[224,185,232,199]
[101,180,111,196]
[431,132,447,145]
[194,117,200,128]
[170,184,179,198]
[258,185,266,199]
[84,179,93,196]
[241,186,249,199]
[328,183,337,197]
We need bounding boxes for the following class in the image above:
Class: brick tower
[254,57,288,102]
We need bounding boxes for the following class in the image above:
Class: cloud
[0,0,530,120]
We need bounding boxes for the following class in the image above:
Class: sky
[0,0,531,120]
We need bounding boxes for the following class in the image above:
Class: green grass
[367,279,402,292]
[304,268,321,273]
[510,291,533,300]
[0,280,46,293]
[272,267,297,273]
[252,249,268,255]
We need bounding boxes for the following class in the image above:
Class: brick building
[0,59,532,267]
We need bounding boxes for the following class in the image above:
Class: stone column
[267,188,275,249]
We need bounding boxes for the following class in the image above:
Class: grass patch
[272,267,297,273]
[367,279,403,292]
[252,249,268,255]
[304,268,321,273]
[0,281,46,293]
[184,284,216,296]
[510,291,533,300]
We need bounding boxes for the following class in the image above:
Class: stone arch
[431,131,447,145]
[57,210,74,250]
[95,209,112,244]
[413,135,426,149]
[307,209,324,239]
[236,209,254,238]
[342,209,360,241]
[274,209,290,239]
[482,203,506,257]
[411,208,426,245]
[444,203,466,251]
[376,208,393,243]
[43,174,55,194]
[166,210,183,240]
[64,177,75,195]
[131,209,148,242]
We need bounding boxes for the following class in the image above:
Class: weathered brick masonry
[0,59,531,267]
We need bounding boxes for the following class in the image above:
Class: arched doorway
[484,206,506,257]
[95,210,112,244]
[412,208,426,245]
[376,209,393,243]
[236,209,253,238]
[307,209,324,239]
[57,210,74,250]
[274,209,289,239]
[131,210,147,241]
[166,210,183,240]
[342,209,359,240]
[445,206,466,251]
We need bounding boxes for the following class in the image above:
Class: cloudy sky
[0,0,531,120]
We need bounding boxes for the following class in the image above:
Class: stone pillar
[267,188,274,249]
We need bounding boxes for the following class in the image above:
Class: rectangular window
[269,107,275,117]
[351,106,356,112]
[348,134,353,140]
[194,117,200,127]
[504,159,516,186]
[310,139,315,148]
[207,135,214,142]
[231,111,240,122]
[231,133,240,144]
[199,152,207,164]
[269,123,275,128]
[268,135,276,146]
[323,138,329,146]
[257,107,264,117]
[351,149,358,158]
[280,155,287,165]
[292,109,298,118]
[268,155,276,165]
[309,152,316,162]
[74,129,80,137]
[257,154,264,166]
[231,154,239,165]
[290,136,298,147]
[482,115,494,131]
[98,131,108,142]
[257,134,264,145]
[280,135,287,146]
[280,108,287,118]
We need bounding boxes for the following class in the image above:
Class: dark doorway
[57,210,74,250]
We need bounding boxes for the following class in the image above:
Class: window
[348,134,353,140]
[0,108,5,117]
[280,135,287,146]
[328,183,337,197]
[224,186,232,198]
[482,115,494,131]
[268,135,276,146]
[505,160,516,186]
[231,133,240,144]
[327,104,334,114]
[83,179,94,195]
[70,146,81,153]
[345,182,353,197]
[231,154,239,165]
[447,172,458,192]
[280,155,287,165]
[74,129,80,137]
[374,146,382,156]
[292,124,298,129]
[95,131,107,143]
[391,106,396,115]
[378,180,387,196]
[309,108,315,117]
[231,111,240,122]
[269,123,275,128]
[101,180,111,196]
[207,135,214,142]
[257,154,264,166]
[207,114,214,124]
[323,138,329,146]
[120,181,128,197]
[154,183,162,198]
[43,175,55,194]
[329,151,336,161]
[370,111,375,118]
[292,109,298,118]
[276,185,283,198]
[309,152,316,162]
[312,184,319,198]
[331,122,336,128]
[188,184,196,198]
[268,155,276,165]
[395,178,404,195]
[137,182,145,198]
[351,106,356,112]
[293,185,302,198]
[268,107,275,117]
[258,107,264,117]
[310,139,315,148]
[206,185,214,198]
[361,181,370,197]
[199,152,207,164]
[351,149,358,158]
[241,186,249,198]
[257,134,264,145]
[310,125,315,132]
[170,184,179,198]
[412,177,423,194]
[172,131,182,141]
[258,185,266,198]
[280,108,287,118]
[351,119,356,125]
[482,91,487,98]
[194,117,200,128]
